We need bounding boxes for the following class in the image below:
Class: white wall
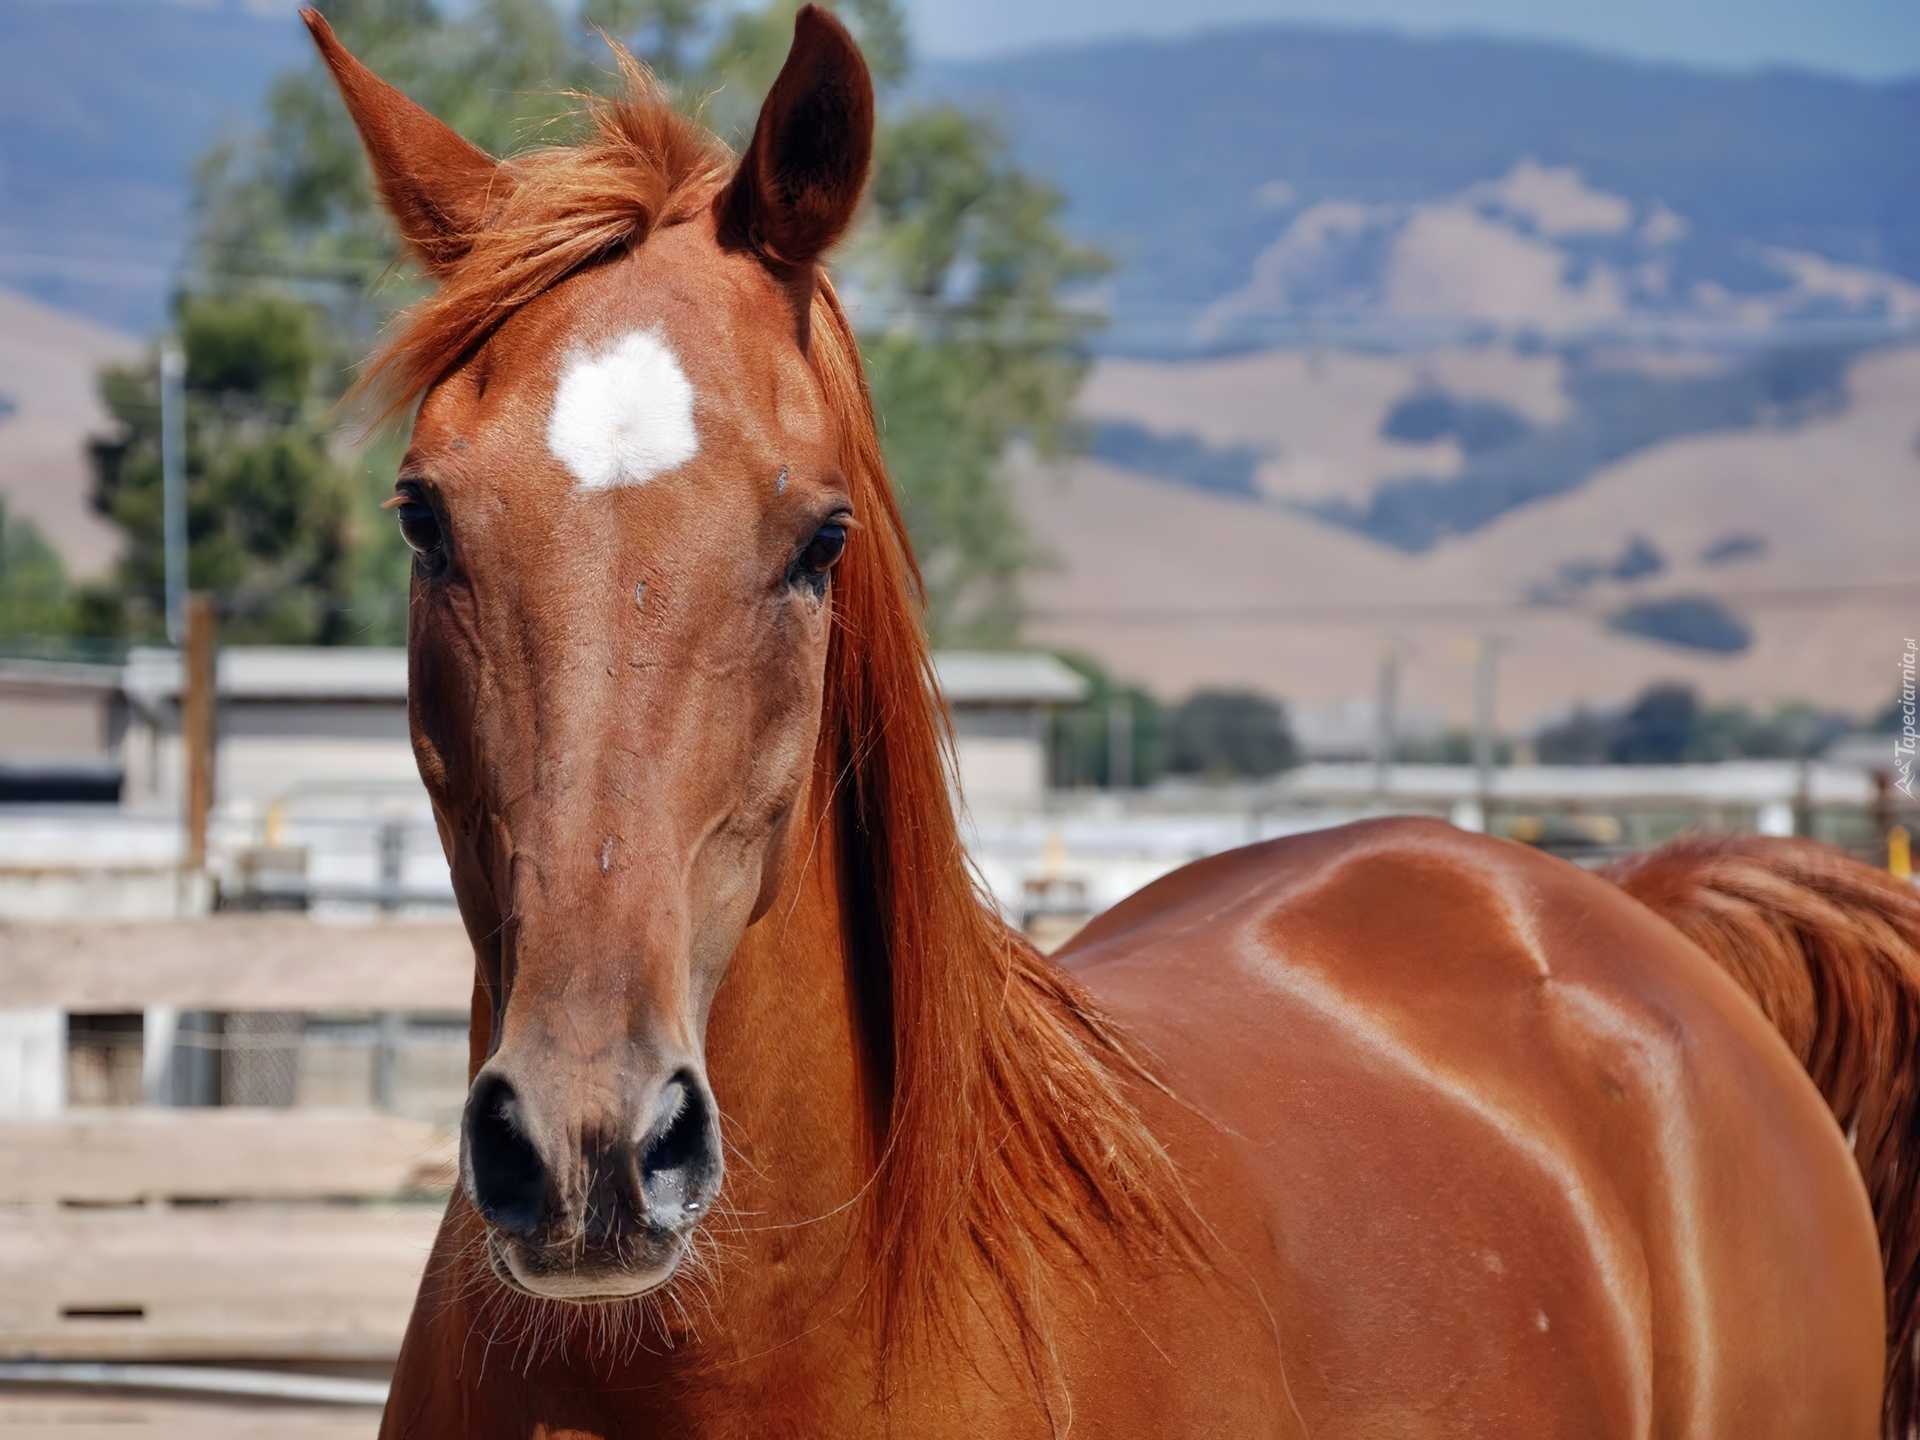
[0,1008,65,1116]
[953,735,1046,806]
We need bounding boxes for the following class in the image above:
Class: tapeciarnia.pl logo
[1898,638,1917,799]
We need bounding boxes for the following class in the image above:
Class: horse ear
[299,8,503,276]
[716,4,875,270]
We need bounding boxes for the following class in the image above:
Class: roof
[0,657,123,694]
[1281,761,1877,807]
[931,652,1088,706]
[124,647,410,709]
[111,646,1088,708]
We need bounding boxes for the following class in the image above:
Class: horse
[301,7,1920,1434]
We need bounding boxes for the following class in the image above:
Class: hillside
[0,287,138,577]
[922,28,1920,352]
[1024,341,1920,731]
[6,3,1918,343]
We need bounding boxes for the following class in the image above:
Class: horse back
[1060,816,1883,1438]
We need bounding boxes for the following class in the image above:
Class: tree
[1534,681,1848,764]
[1048,653,1165,789]
[1535,705,1612,764]
[1607,683,1698,764]
[92,0,1084,647]
[855,109,1106,643]
[87,294,362,642]
[0,501,72,639]
[1166,690,1298,779]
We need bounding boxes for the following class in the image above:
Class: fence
[0,916,469,1365]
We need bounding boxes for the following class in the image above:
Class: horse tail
[1605,832,1920,1439]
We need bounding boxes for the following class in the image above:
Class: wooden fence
[0,917,470,1363]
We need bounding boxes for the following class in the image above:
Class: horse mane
[357,51,1197,1394]
[1608,833,1920,1440]
[806,283,1198,1382]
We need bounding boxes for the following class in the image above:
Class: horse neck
[681,791,1053,1429]
[677,793,891,1365]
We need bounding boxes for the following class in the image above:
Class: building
[1,644,1088,817]
[933,651,1088,802]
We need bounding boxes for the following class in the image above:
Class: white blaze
[547,328,699,489]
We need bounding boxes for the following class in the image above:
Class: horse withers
[305,7,1914,1434]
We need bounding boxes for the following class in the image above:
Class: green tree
[1048,653,1165,789]
[99,0,1094,648]
[1537,682,1851,764]
[856,109,1107,643]
[1166,689,1299,779]
[0,501,73,639]
[87,294,362,642]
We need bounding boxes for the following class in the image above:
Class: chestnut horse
[304,8,1920,1434]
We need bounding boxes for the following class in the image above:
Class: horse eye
[799,524,846,575]
[396,499,442,556]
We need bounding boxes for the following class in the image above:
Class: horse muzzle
[461,1060,723,1301]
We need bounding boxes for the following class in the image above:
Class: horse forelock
[352,46,731,425]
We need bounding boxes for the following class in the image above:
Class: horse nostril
[464,1072,547,1238]
[637,1073,720,1221]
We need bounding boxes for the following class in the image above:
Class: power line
[1030,577,1920,629]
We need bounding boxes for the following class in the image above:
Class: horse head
[307,4,874,1302]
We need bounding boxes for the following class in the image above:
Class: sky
[902,0,1920,80]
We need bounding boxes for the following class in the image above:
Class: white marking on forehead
[546,328,699,490]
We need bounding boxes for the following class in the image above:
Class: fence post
[373,1011,404,1113]
[141,1007,178,1106]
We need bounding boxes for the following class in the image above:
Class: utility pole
[1473,634,1500,816]
[160,339,188,646]
[1106,696,1132,791]
[1373,641,1400,802]
[181,594,217,871]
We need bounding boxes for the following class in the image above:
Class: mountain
[921,27,1920,352]
[0,0,308,332]
[1188,161,1920,351]
[7,5,1918,344]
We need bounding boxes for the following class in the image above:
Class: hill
[921,27,1920,352]
[3,7,1915,722]
[0,287,137,577]
[1023,341,1920,731]
[5,6,1918,342]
